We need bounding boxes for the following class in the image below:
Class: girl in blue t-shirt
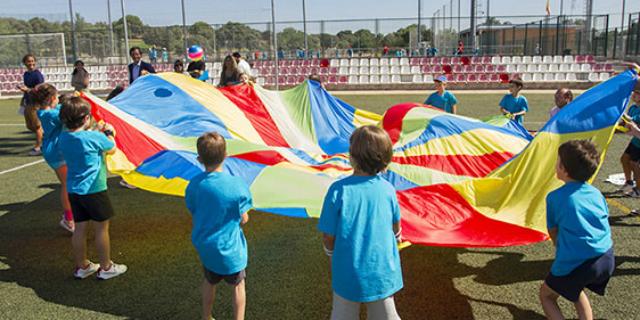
[31,83,75,233]
[318,125,403,319]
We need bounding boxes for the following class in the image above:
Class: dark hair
[219,55,240,87]
[509,79,524,89]
[174,59,183,67]
[22,53,36,64]
[72,60,86,75]
[129,46,141,56]
[349,125,393,175]
[197,132,226,167]
[30,83,58,107]
[308,74,322,84]
[58,93,75,106]
[558,140,600,181]
[563,88,574,101]
[106,85,124,101]
[59,96,91,130]
[232,52,241,58]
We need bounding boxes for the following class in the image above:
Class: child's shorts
[545,248,615,302]
[330,293,401,320]
[68,191,115,222]
[203,267,246,285]
[624,142,640,162]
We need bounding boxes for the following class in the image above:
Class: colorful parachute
[81,70,638,247]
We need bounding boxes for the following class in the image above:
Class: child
[185,132,252,320]
[619,89,640,196]
[58,97,127,280]
[499,78,529,125]
[318,125,403,320]
[31,84,75,233]
[18,53,45,156]
[425,75,459,114]
[540,140,615,320]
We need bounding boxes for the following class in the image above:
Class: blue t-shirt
[628,104,640,147]
[499,94,529,124]
[425,91,458,113]
[546,181,613,276]
[36,104,65,169]
[59,130,115,195]
[185,171,253,275]
[318,175,403,303]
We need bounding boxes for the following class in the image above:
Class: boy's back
[546,182,612,276]
[59,130,114,195]
[318,175,403,303]
[186,171,252,275]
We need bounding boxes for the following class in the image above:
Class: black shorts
[624,143,640,162]
[203,267,246,286]
[545,248,615,302]
[68,191,115,223]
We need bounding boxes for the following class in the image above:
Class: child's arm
[451,104,458,114]
[240,211,249,225]
[547,227,558,246]
[322,233,335,254]
[100,123,117,155]
[393,222,401,242]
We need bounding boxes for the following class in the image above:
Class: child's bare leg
[232,279,246,320]
[621,153,632,181]
[71,221,89,268]
[574,291,593,320]
[93,220,111,269]
[35,127,43,149]
[54,165,72,213]
[202,279,216,320]
[539,282,564,320]
[631,161,640,188]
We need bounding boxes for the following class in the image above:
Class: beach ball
[188,45,204,61]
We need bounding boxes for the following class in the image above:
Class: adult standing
[71,60,90,92]
[232,52,252,78]
[127,47,156,84]
[17,53,45,155]
[549,88,574,118]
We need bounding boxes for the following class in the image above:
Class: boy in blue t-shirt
[540,140,614,320]
[59,97,127,280]
[318,125,403,319]
[425,75,459,114]
[499,79,529,125]
[185,132,252,320]
[619,89,640,196]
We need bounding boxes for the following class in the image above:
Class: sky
[0,0,638,33]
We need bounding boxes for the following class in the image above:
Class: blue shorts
[545,248,615,302]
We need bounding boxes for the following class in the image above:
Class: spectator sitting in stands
[218,55,242,88]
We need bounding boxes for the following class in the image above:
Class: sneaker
[119,179,137,189]
[618,181,635,193]
[74,261,100,279]
[96,262,128,280]
[625,187,640,198]
[59,217,75,233]
[630,209,640,216]
[28,147,42,156]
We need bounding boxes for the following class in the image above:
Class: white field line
[0,159,45,176]
[0,123,25,126]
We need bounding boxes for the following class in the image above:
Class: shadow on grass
[2,178,638,319]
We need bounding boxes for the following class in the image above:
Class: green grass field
[1,91,640,320]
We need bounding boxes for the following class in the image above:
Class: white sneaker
[74,261,100,279]
[96,262,128,280]
[59,217,75,233]
[119,179,137,189]
[618,182,635,193]
[625,187,640,198]
[28,147,42,156]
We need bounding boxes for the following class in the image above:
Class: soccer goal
[0,32,67,67]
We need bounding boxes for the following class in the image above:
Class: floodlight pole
[417,0,421,48]
[303,0,308,59]
[120,0,130,61]
[181,0,188,57]
[107,0,115,57]
[271,0,279,90]
[68,0,78,62]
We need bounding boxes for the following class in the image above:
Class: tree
[113,15,144,39]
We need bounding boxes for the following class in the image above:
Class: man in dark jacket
[128,46,156,84]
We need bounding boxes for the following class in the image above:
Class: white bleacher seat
[533,73,543,81]
[349,59,359,67]
[358,66,368,75]
[391,75,401,83]
[330,59,339,67]
[581,64,592,72]
[501,56,512,64]
[349,66,359,75]
[370,58,379,66]
[423,74,434,83]
[516,65,526,73]
[555,73,566,81]
[379,58,389,66]
[412,74,423,83]
[532,56,542,63]
[340,59,349,67]
[559,64,570,72]
[214,62,222,69]
[570,64,581,72]
[369,75,380,84]
[99,66,107,73]
[588,73,599,82]
[339,67,348,75]
[380,74,390,83]
[390,66,400,74]
[538,64,549,72]
[527,65,538,73]
[544,73,555,81]
[522,73,532,82]
[599,73,610,81]
[369,66,379,75]
[400,66,411,74]
[512,56,522,64]
[491,56,501,64]
[543,56,553,64]
[566,73,577,81]
[410,66,421,74]
[358,75,369,84]
[389,58,399,66]
[553,56,563,64]
[348,75,358,84]
[506,65,516,73]
[563,56,574,64]
[379,66,390,74]
[548,64,558,72]
[522,56,532,64]
[360,59,369,66]
[399,58,409,66]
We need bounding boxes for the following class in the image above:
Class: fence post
[524,23,528,55]
[612,28,617,59]
[604,15,609,57]
[538,20,543,55]
[577,30,582,55]
[555,16,560,55]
